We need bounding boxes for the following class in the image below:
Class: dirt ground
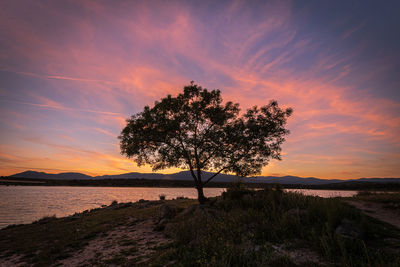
[0,218,172,267]
[346,200,400,229]
[56,218,172,266]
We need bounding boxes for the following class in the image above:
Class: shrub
[222,182,254,201]
[159,189,400,266]
[33,215,57,224]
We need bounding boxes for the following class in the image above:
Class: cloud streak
[0,99,124,116]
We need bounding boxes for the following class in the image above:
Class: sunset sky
[0,0,399,179]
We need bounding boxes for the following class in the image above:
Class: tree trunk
[196,185,207,204]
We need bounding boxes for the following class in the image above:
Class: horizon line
[5,169,400,181]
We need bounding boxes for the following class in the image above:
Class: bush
[222,182,254,201]
[159,194,166,200]
[33,215,57,224]
[159,189,400,266]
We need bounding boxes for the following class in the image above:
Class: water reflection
[285,189,357,198]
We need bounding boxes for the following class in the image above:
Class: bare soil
[0,218,172,267]
[55,219,172,266]
[346,200,400,229]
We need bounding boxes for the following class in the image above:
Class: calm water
[285,189,357,198]
[0,186,357,229]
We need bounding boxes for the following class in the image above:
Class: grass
[149,184,400,266]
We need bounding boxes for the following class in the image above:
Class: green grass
[149,185,400,266]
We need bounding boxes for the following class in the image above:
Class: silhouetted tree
[119,82,292,203]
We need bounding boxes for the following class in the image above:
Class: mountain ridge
[9,170,400,185]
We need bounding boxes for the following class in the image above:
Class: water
[0,186,357,229]
[285,189,357,198]
[0,186,225,229]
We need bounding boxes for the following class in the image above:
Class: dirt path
[55,219,172,266]
[346,200,400,229]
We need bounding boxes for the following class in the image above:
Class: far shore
[1,176,400,191]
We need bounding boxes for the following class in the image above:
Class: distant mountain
[10,171,92,180]
[9,170,400,185]
[356,178,400,183]
[96,172,166,180]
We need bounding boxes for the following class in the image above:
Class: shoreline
[1,177,400,191]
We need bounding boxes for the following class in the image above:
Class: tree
[119,82,292,203]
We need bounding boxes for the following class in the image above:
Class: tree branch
[203,167,228,185]
[176,129,199,184]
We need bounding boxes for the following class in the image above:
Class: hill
[9,170,400,185]
[10,171,92,180]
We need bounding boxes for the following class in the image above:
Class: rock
[70,214,81,219]
[154,218,169,231]
[154,204,179,231]
[178,205,199,217]
[104,202,133,210]
[158,204,178,221]
[335,219,363,239]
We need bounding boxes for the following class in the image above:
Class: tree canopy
[119,82,292,203]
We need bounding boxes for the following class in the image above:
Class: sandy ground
[346,200,400,229]
[0,254,25,267]
[55,218,172,266]
[0,218,172,267]
[272,243,325,266]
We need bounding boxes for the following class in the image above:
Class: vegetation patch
[150,186,400,266]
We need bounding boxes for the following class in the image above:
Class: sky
[0,0,399,179]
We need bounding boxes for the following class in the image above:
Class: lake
[0,186,358,229]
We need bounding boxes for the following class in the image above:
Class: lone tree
[119,82,292,203]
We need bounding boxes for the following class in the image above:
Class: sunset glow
[0,0,399,178]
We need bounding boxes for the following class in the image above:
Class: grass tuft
[153,187,400,266]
